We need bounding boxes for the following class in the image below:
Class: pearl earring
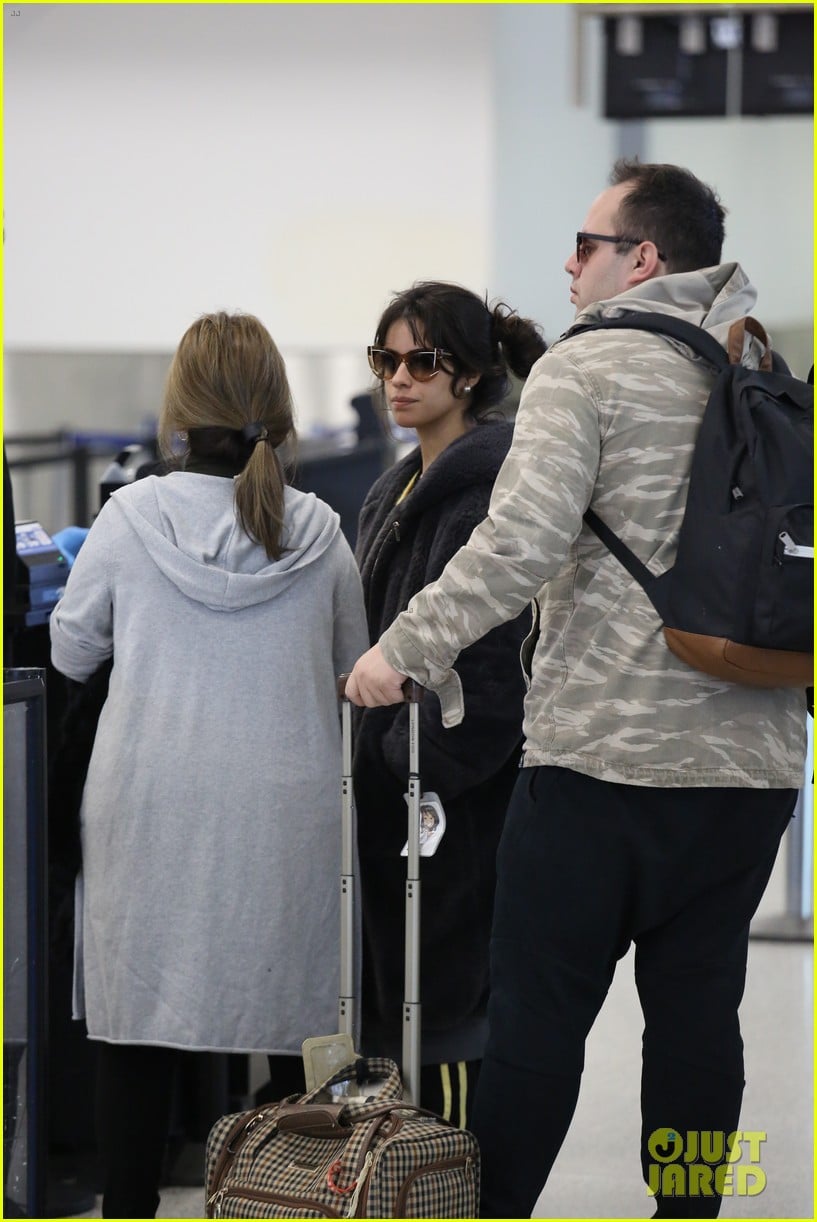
[463,385,472,394]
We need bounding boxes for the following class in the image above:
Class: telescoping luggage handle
[337,674,425,1107]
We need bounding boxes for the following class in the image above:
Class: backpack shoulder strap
[566,309,791,376]
[572,310,725,620]
[583,508,653,588]
[583,507,670,622]
[564,310,730,371]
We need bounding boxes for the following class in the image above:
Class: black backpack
[565,311,813,689]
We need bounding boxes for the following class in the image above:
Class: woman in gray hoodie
[50,312,368,1217]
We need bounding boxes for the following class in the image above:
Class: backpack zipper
[779,530,813,559]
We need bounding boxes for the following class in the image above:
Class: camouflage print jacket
[380,262,806,788]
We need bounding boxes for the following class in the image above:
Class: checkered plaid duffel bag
[205,1057,479,1218]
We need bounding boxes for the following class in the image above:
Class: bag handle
[302,1056,403,1101]
[276,1103,352,1137]
[276,1093,453,1139]
[727,317,773,372]
[336,677,425,1107]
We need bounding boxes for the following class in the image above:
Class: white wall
[490,6,617,338]
[4,2,813,433]
[644,116,813,329]
[4,3,494,353]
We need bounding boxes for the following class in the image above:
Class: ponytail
[160,312,297,560]
[234,438,294,561]
[490,303,548,381]
[464,299,547,420]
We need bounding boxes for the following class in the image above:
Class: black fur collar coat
[353,421,530,1065]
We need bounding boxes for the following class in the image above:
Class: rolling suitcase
[204,677,480,1218]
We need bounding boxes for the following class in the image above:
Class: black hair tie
[241,422,269,445]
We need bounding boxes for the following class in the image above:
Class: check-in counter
[4,668,49,1219]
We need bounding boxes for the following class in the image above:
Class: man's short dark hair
[610,159,726,274]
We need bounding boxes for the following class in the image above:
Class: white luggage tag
[400,791,446,858]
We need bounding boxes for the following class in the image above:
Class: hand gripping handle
[337,673,424,702]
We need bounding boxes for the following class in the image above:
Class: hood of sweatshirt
[570,261,767,366]
[110,472,341,611]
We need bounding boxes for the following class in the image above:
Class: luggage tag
[302,1037,391,1104]
[301,1034,357,1094]
[400,791,446,858]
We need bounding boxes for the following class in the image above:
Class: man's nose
[564,250,579,276]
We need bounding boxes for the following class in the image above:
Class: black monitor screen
[604,16,729,119]
[741,12,813,115]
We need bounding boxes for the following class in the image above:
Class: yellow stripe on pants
[457,1060,468,1129]
[439,1062,452,1121]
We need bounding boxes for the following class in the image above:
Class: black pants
[95,1046,305,1218]
[470,767,795,1219]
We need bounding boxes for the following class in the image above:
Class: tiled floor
[68,939,812,1220]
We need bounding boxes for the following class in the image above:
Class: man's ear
[626,241,666,287]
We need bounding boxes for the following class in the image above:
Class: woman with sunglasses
[353,281,546,1127]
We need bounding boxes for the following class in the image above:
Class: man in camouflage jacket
[347,161,806,1218]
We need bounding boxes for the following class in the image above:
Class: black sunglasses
[367,346,454,382]
[576,231,667,263]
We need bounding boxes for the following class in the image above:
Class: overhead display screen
[604,11,813,119]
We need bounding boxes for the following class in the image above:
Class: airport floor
[68,937,813,1221]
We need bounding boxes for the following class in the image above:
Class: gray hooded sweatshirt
[51,472,368,1052]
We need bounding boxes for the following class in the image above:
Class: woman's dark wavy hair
[372,281,547,421]
[610,159,727,274]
